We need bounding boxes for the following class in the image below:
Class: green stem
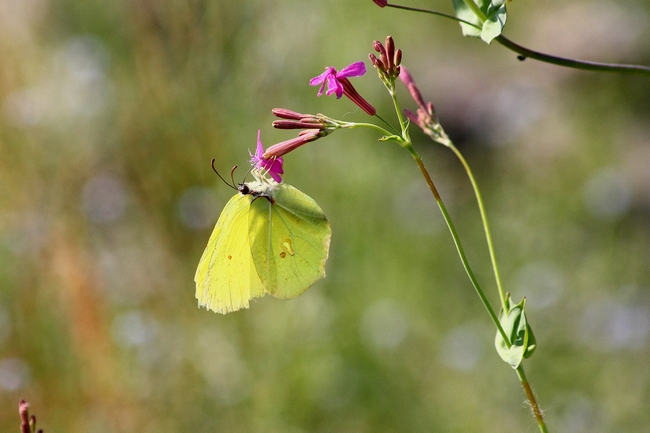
[410,149,511,347]
[389,74,511,347]
[444,138,548,432]
[390,88,410,142]
[495,34,650,77]
[338,121,394,137]
[445,141,507,310]
[375,113,401,136]
[386,3,479,28]
[379,78,548,433]
[517,365,549,433]
[385,3,650,77]
[417,141,552,433]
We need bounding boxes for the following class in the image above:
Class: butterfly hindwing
[248,184,331,299]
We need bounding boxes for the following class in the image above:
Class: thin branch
[386,3,650,77]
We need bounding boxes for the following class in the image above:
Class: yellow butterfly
[195,168,331,314]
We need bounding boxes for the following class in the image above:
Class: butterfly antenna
[229,165,239,187]
[240,164,255,183]
[211,159,237,190]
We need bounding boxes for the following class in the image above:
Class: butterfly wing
[195,193,266,313]
[248,184,331,299]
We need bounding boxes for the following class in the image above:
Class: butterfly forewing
[194,193,265,313]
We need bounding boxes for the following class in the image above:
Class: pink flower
[373,0,388,7]
[310,61,376,116]
[310,61,367,99]
[250,130,284,183]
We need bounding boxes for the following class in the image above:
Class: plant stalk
[385,3,650,77]
[410,151,511,347]
[517,365,549,433]
[445,141,507,311]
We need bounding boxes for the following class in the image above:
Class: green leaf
[523,318,537,359]
[452,0,508,44]
[480,6,507,43]
[452,0,483,38]
[494,294,535,368]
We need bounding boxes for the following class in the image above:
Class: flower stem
[517,365,549,433]
[385,3,650,77]
[386,3,478,27]
[383,71,512,347]
[444,140,507,310]
[409,149,511,347]
[375,113,401,135]
[495,35,650,77]
[374,53,549,431]
[442,138,548,432]
[337,120,394,137]
[416,140,550,433]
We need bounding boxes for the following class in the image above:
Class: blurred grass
[1,0,650,432]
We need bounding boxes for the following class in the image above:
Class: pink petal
[333,83,344,99]
[324,74,336,95]
[336,61,366,79]
[255,130,264,158]
[269,171,282,183]
[309,74,325,86]
[325,75,344,98]
[265,158,284,182]
[271,158,284,174]
[310,67,335,86]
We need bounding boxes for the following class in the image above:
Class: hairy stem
[517,365,549,433]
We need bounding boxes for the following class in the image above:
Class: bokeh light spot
[439,323,484,372]
[0,358,31,391]
[193,328,251,405]
[583,168,631,220]
[360,300,409,350]
[82,175,127,223]
[579,297,650,351]
[111,310,158,348]
[510,261,565,310]
[177,187,221,230]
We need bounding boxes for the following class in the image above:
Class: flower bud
[273,120,326,130]
[272,108,304,120]
[385,36,395,70]
[394,49,402,67]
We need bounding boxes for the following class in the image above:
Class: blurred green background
[2,0,650,431]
